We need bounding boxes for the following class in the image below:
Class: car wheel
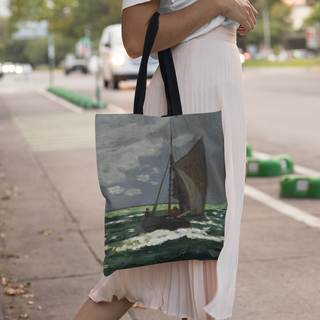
[65,70,70,75]
[82,69,88,74]
[112,76,119,90]
[103,79,109,88]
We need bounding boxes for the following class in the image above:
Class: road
[0,68,319,320]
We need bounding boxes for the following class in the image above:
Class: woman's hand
[219,0,258,36]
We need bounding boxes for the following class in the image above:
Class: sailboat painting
[96,112,227,277]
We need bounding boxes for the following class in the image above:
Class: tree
[8,0,122,42]
[240,0,293,49]
[303,1,320,25]
[0,16,76,65]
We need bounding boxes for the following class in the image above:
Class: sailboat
[141,130,208,233]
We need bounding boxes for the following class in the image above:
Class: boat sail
[141,127,208,233]
[173,137,207,217]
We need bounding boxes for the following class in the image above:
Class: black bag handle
[133,12,183,116]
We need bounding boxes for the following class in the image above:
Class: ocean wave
[127,213,145,218]
[190,220,220,227]
[105,219,126,226]
[105,228,223,252]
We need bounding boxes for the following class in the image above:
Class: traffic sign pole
[48,33,55,87]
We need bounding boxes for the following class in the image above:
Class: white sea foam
[105,219,126,226]
[104,228,223,252]
[127,213,145,218]
[190,220,220,227]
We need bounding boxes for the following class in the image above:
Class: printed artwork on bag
[96,112,227,276]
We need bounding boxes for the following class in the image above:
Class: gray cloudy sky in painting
[96,113,226,212]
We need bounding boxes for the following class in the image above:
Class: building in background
[283,0,313,30]
[282,0,320,53]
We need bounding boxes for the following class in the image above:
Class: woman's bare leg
[73,296,135,320]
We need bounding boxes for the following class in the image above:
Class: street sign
[76,37,92,58]
[306,26,319,50]
[12,20,49,40]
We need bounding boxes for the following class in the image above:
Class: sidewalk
[0,92,176,320]
[1,87,320,320]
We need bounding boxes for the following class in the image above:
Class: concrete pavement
[1,69,320,319]
[0,89,177,320]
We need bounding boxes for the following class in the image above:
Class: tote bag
[96,12,227,277]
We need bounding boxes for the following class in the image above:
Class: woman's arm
[122,0,258,59]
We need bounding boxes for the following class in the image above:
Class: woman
[74,1,257,320]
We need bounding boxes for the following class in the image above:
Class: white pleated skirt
[89,26,246,320]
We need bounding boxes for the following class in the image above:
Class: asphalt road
[0,68,319,320]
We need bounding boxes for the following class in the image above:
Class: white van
[99,24,159,89]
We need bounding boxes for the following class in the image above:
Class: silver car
[100,24,158,89]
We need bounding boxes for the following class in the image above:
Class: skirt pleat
[89,26,246,320]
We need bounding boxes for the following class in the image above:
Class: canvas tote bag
[96,12,227,277]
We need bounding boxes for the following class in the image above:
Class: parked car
[63,54,88,75]
[2,62,16,74]
[21,63,33,74]
[100,24,158,89]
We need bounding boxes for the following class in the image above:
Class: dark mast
[168,131,174,215]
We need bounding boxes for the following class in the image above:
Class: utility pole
[262,0,272,57]
[48,33,55,87]
[96,57,101,108]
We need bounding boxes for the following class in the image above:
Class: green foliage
[303,2,320,25]
[53,34,77,62]
[306,0,320,6]
[23,39,48,65]
[249,0,284,12]
[47,87,107,109]
[0,17,27,62]
[243,21,264,46]
[0,17,76,65]
[243,56,320,67]
[8,0,122,41]
[244,0,293,48]
[270,2,292,23]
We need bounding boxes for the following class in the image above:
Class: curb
[38,89,84,114]
[38,89,128,115]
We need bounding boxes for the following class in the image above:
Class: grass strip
[47,87,107,109]
[243,56,320,68]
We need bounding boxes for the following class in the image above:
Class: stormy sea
[103,202,227,276]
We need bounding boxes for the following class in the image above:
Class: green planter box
[246,142,252,157]
[47,87,106,109]
[280,175,320,198]
[246,154,294,177]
